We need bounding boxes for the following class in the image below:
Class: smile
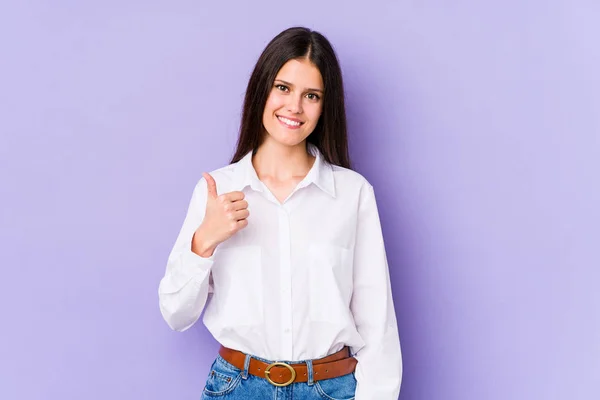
[277,116,304,129]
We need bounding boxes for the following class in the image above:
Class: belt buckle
[264,362,296,387]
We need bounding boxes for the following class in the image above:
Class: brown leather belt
[218,345,358,387]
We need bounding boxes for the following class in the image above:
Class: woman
[158,26,402,399]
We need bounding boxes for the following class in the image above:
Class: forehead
[275,59,323,89]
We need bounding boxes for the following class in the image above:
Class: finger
[230,199,249,211]
[220,191,245,202]
[229,209,250,221]
[236,219,249,230]
[203,172,218,199]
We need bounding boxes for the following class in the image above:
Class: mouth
[277,115,304,129]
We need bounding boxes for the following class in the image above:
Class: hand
[192,172,249,257]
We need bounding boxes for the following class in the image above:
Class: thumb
[202,172,218,199]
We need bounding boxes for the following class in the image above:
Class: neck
[252,139,315,181]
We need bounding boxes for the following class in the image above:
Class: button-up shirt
[158,144,402,398]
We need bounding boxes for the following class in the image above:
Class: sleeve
[158,178,215,332]
[350,183,403,399]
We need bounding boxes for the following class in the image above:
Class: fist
[192,172,249,257]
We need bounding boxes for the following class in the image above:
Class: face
[261,58,324,149]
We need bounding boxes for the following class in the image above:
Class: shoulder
[329,165,379,209]
[192,161,242,193]
[331,165,373,192]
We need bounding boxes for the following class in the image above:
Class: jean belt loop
[242,353,251,379]
[306,359,314,386]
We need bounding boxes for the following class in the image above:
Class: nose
[286,93,303,114]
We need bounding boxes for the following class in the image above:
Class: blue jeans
[201,353,357,399]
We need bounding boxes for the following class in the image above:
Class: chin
[276,137,306,148]
[267,130,309,148]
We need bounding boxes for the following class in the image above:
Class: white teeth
[278,116,301,127]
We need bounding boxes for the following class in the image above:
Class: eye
[275,84,289,92]
[306,93,321,101]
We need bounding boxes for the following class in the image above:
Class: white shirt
[158,144,402,399]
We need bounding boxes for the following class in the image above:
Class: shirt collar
[233,143,336,198]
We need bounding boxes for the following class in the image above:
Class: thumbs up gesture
[192,172,250,257]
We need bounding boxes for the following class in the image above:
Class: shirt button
[284,328,291,333]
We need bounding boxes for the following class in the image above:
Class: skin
[193,58,324,257]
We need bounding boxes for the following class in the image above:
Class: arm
[158,178,214,331]
[350,184,403,399]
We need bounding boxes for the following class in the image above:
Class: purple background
[1,1,599,399]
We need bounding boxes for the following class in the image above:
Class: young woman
[158,27,402,399]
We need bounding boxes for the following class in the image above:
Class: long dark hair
[230,27,351,169]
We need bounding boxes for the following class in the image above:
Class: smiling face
[261,58,324,149]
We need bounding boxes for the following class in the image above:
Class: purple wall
[1,1,598,399]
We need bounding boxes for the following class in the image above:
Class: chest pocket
[210,245,263,326]
[307,244,354,323]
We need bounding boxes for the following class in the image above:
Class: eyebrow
[275,79,324,93]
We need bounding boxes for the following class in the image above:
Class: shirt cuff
[159,248,214,294]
